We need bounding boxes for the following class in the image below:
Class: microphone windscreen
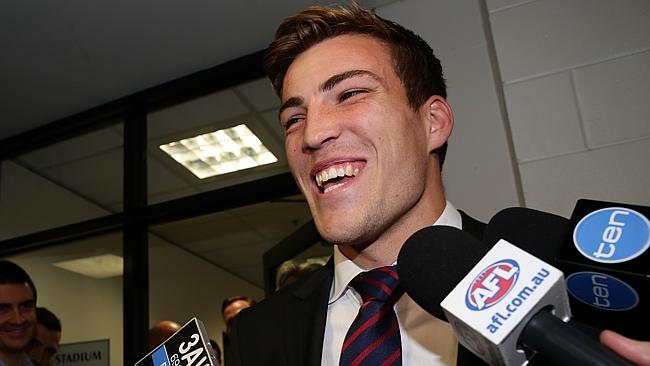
[397,225,488,320]
[484,207,569,263]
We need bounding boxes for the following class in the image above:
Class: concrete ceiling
[0,0,394,141]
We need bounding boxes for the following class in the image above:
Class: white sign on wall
[55,339,109,366]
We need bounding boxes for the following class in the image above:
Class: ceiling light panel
[160,124,278,179]
[53,254,123,279]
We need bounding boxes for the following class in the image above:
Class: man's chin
[317,223,375,249]
[0,339,32,353]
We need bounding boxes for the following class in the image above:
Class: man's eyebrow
[278,96,304,118]
[320,69,381,92]
[278,70,381,118]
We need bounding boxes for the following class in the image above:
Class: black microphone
[483,207,569,264]
[397,225,633,366]
[556,199,649,340]
[397,225,488,320]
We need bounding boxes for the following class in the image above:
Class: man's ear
[421,95,454,153]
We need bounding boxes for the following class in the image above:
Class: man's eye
[20,300,35,311]
[283,116,304,131]
[339,89,366,101]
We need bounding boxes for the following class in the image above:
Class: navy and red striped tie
[339,265,405,366]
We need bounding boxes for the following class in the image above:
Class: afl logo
[466,259,520,311]
[574,207,650,263]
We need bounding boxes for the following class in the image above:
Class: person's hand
[600,330,650,366]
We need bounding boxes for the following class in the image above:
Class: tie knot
[350,266,404,304]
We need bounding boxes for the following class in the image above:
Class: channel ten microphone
[398,225,633,366]
[134,318,219,366]
[555,199,650,340]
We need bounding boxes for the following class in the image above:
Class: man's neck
[340,193,447,269]
[0,351,25,366]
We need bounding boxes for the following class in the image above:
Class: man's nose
[302,107,342,150]
[10,306,26,323]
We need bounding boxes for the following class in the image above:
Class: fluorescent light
[160,124,278,179]
[53,254,123,279]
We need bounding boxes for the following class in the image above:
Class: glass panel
[9,232,123,366]
[147,77,288,204]
[147,194,314,361]
[0,123,124,241]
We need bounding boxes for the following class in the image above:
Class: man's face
[26,324,60,366]
[279,34,437,247]
[223,300,251,330]
[0,283,36,355]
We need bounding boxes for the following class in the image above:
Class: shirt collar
[329,200,462,303]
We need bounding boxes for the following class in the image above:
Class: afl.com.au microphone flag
[557,199,649,340]
[440,239,571,366]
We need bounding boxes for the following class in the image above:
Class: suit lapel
[286,259,334,366]
[459,210,487,242]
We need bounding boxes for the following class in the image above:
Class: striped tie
[339,266,404,366]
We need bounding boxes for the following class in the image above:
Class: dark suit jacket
[230,212,488,366]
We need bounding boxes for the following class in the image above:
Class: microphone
[483,207,570,264]
[135,318,219,366]
[556,199,649,340]
[397,225,633,366]
[397,225,488,320]
[483,207,602,339]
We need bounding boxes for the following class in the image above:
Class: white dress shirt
[321,201,462,366]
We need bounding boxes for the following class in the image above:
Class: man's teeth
[315,164,359,188]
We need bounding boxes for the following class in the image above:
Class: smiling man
[229,3,650,366]
[230,3,487,366]
[0,261,37,366]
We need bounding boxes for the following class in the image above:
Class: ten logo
[566,271,639,311]
[574,207,650,263]
[466,259,519,311]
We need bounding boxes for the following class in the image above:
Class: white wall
[486,0,650,217]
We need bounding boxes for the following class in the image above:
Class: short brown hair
[221,295,255,316]
[264,1,448,167]
[36,307,61,332]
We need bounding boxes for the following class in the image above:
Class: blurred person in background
[148,320,181,350]
[26,308,61,366]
